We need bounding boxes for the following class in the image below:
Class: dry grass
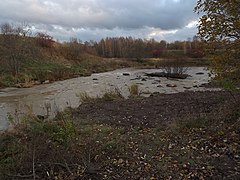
[78,88,124,104]
[128,84,140,97]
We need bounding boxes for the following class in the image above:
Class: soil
[73,91,240,129]
[68,91,240,179]
[1,91,240,179]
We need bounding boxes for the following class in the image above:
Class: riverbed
[0,67,219,130]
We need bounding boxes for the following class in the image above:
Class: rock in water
[123,72,130,76]
[166,84,177,87]
[43,80,50,84]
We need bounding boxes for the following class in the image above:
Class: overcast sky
[0,0,199,42]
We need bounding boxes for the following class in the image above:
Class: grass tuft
[128,84,139,97]
[78,88,124,104]
[101,88,124,101]
[78,92,96,103]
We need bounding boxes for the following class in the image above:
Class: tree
[195,0,240,86]
[1,22,31,36]
[35,32,54,48]
[1,23,14,35]
[0,23,28,76]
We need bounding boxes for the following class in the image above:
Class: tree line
[0,22,205,59]
[94,36,204,59]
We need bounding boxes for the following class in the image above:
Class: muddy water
[0,67,219,130]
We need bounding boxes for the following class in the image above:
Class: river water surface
[0,67,219,130]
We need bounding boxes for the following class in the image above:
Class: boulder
[150,92,161,97]
[34,81,41,85]
[196,72,204,75]
[166,84,177,87]
[43,80,50,84]
[183,86,191,89]
[15,83,22,88]
[123,72,130,76]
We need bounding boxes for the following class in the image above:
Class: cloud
[0,0,199,41]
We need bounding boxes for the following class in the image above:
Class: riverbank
[0,57,209,89]
[1,91,239,179]
[0,57,137,89]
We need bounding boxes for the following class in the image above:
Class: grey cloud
[0,0,198,41]
[0,0,197,29]
[162,26,198,42]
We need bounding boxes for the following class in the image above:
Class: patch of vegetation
[78,88,124,104]
[78,92,97,103]
[128,83,140,97]
[101,88,124,101]
[0,56,140,88]
[0,75,17,87]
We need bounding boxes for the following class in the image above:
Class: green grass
[0,75,17,87]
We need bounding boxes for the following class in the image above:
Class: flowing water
[0,67,220,130]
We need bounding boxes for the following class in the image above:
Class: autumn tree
[195,0,240,86]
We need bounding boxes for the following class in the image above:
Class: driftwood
[145,72,189,79]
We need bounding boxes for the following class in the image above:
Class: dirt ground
[66,91,240,179]
[1,91,240,179]
[73,91,239,129]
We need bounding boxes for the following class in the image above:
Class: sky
[0,0,199,42]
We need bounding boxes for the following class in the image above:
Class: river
[0,67,218,130]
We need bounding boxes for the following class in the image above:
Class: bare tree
[1,22,14,35]
[0,22,30,76]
